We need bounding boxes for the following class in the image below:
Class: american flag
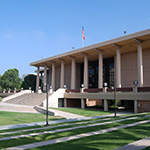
[82,26,85,40]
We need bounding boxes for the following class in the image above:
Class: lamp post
[133,80,138,114]
[133,80,138,88]
[45,83,49,126]
[112,82,117,117]
[114,82,117,118]
[103,82,107,88]
[81,84,84,88]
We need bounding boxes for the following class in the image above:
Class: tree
[0,69,22,90]
[0,75,2,91]
[22,74,36,91]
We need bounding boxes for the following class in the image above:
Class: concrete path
[115,137,150,150]
[0,112,117,131]
[0,118,111,135]
[0,117,137,141]
[0,111,134,131]
[0,102,38,113]
[0,102,84,120]
[0,102,84,119]
[48,108,84,119]
[5,119,150,150]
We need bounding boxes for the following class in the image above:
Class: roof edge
[30,28,150,66]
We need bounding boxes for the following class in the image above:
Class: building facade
[30,29,150,113]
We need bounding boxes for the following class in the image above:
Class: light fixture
[104,82,107,87]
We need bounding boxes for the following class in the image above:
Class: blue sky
[0,0,150,78]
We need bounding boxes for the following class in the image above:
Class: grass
[0,112,147,134]
[0,117,117,138]
[1,116,150,149]
[29,122,150,150]
[50,107,113,117]
[0,111,64,126]
[0,97,2,102]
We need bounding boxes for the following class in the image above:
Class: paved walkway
[0,117,137,141]
[0,113,114,131]
[0,118,111,135]
[48,108,84,119]
[5,119,150,150]
[0,109,134,131]
[115,137,150,150]
[0,102,85,119]
[0,102,38,113]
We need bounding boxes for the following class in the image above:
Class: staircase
[5,93,46,106]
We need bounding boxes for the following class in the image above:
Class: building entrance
[103,58,114,88]
[80,57,114,88]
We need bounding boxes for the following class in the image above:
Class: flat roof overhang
[30,29,150,68]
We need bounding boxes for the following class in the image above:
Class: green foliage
[108,100,119,108]
[0,69,22,90]
[22,74,36,91]
[0,97,2,102]
[0,75,2,91]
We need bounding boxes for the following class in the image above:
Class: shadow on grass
[28,123,150,150]
[0,122,150,149]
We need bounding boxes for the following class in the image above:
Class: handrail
[65,87,150,93]
[0,90,21,93]
[138,87,150,92]
[65,89,80,93]
[107,87,133,92]
[84,88,103,93]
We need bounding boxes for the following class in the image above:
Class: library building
[30,29,150,113]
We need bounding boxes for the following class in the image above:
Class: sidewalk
[0,102,38,113]
[48,108,84,119]
[0,113,114,131]
[5,119,150,150]
[0,117,137,141]
[115,137,150,150]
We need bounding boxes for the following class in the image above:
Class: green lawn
[1,115,150,149]
[0,111,64,126]
[51,107,113,117]
[29,122,150,150]
[1,113,150,149]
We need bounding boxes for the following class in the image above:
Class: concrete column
[98,50,103,88]
[81,99,85,109]
[64,98,67,107]
[83,54,88,88]
[43,65,47,91]
[134,100,138,113]
[36,66,40,93]
[134,39,143,87]
[60,60,65,88]
[103,87,108,111]
[104,100,108,111]
[51,63,55,90]
[40,72,43,91]
[133,85,138,113]
[71,57,76,89]
[113,44,121,88]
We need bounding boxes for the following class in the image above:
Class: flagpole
[82,37,84,47]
